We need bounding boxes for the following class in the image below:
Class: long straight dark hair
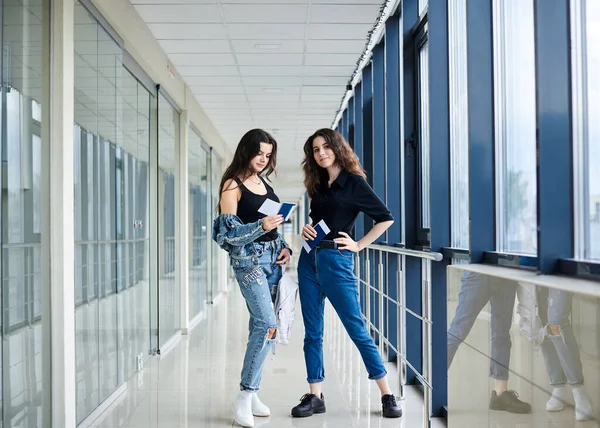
[218,128,278,213]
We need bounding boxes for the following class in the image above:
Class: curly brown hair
[302,128,367,198]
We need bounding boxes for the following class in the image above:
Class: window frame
[413,21,431,247]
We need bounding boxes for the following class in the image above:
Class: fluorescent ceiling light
[263,88,283,93]
[254,43,281,50]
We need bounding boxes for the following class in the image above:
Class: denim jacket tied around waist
[212,213,291,269]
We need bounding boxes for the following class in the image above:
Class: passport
[302,220,331,253]
[258,198,297,221]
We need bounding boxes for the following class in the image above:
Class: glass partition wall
[74,1,153,422]
[0,0,52,426]
[157,93,180,349]
[188,127,209,321]
[209,151,222,303]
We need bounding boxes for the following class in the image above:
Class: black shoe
[291,393,326,417]
[489,390,532,414]
[382,394,402,418]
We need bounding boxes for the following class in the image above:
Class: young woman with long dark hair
[290,128,402,419]
[212,128,292,428]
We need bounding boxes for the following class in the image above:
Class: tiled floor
[87,278,446,428]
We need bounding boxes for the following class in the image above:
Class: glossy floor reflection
[87,276,446,428]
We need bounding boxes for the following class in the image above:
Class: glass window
[74,2,153,421]
[418,39,431,230]
[1,0,51,426]
[572,0,600,261]
[188,127,208,320]
[492,0,537,255]
[209,151,222,301]
[449,0,469,249]
[158,93,180,347]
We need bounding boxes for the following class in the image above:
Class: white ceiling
[131,0,383,201]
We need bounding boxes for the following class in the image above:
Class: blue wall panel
[534,0,573,273]
[466,0,495,262]
[384,13,402,361]
[428,0,450,416]
[402,0,423,385]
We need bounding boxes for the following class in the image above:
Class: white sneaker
[251,394,270,417]
[573,386,593,421]
[546,386,567,412]
[232,391,254,427]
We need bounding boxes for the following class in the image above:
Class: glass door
[209,151,222,302]
[188,128,209,320]
[118,68,152,378]
[157,93,179,349]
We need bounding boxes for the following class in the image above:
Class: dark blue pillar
[385,12,402,360]
[466,0,495,263]
[428,0,450,416]
[362,64,374,233]
[402,0,423,385]
[534,0,573,273]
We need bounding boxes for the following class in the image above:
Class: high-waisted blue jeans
[297,247,387,384]
[447,271,515,380]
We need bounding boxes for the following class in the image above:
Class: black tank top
[235,177,279,242]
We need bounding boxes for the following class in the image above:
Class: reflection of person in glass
[536,288,593,421]
[447,271,531,413]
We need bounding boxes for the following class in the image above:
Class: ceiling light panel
[134,4,222,23]
[231,40,304,54]
[185,76,243,86]
[196,94,248,103]
[190,86,246,95]
[169,53,236,67]
[149,23,228,39]
[246,93,299,102]
[227,23,306,40]
[245,86,300,94]
[236,54,303,66]
[176,66,240,77]
[239,66,303,76]
[222,4,308,23]
[243,76,302,86]
[159,40,231,54]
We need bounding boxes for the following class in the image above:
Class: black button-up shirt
[309,170,394,240]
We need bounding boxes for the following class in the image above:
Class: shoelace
[383,395,399,406]
[299,393,313,405]
[507,390,520,398]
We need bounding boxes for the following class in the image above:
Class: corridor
[85,274,445,428]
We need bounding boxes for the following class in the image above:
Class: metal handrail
[367,243,443,261]
[357,245,442,428]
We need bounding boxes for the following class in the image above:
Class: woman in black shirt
[290,129,402,419]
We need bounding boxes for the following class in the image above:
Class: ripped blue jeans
[538,288,585,386]
[232,241,283,392]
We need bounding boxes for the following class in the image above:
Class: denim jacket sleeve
[212,213,267,251]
